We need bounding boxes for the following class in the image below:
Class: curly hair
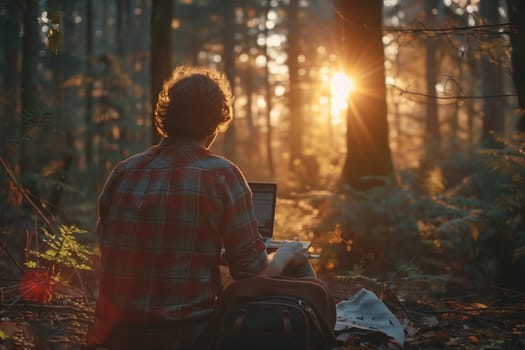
[154,66,233,139]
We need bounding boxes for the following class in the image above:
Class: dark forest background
[1,0,525,311]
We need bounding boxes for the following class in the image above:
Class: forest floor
[0,272,524,349]
[1,197,524,349]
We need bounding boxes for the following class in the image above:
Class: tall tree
[480,0,505,147]
[223,0,237,160]
[20,0,40,176]
[335,0,394,190]
[288,0,302,168]
[263,2,275,177]
[115,0,128,56]
[424,0,441,158]
[85,0,94,166]
[47,0,73,216]
[1,0,20,169]
[150,0,173,145]
[507,0,525,132]
[0,0,21,225]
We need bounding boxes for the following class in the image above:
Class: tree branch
[389,84,517,103]
[0,157,57,236]
[334,5,511,36]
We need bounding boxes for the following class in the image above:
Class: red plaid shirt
[87,138,269,348]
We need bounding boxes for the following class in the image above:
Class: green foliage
[318,138,525,289]
[476,139,525,269]
[341,175,410,229]
[479,140,525,212]
[26,225,94,272]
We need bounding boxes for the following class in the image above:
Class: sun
[330,71,355,119]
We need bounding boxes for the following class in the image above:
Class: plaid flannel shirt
[87,138,269,348]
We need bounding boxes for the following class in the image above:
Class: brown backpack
[207,276,338,350]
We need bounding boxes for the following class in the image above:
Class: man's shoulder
[111,146,241,179]
[116,144,165,168]
[197,152,235,168]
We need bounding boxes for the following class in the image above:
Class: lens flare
[330,72,355,119]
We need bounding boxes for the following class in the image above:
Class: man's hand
[260,241,308,277]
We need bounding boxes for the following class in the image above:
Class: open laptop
[249,182,311,250]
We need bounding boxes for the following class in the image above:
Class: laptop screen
[248,182,277,239]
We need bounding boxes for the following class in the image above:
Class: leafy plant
[26,224,94,273]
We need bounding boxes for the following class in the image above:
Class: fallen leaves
[324,275,525,349]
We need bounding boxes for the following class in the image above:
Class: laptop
[249,182,311,250]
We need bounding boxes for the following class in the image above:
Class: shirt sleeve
[220,165,269,279]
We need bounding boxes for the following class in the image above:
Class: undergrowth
[314,138,525,293]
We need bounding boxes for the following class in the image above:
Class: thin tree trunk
[102,0,109,49]
[150,0,172,145]
[189,5,199,65]
[391,83,402,157]
[85,0,94,166]
[245,64,255,137]
[1,0,20,169]
[116,0,127,56]
[20,0,40,176]
[288,0,302,168]
[1,0,21,226]
[450,54,463,154]
[223,0,237,161]
[48,0,72,216]
[480,0,505,147]
[115,0,130,158]
[243,62,261,161]
[466,44,478,156]
[263,3,275,177]
[506,0,525,132]
[424,0,441,160]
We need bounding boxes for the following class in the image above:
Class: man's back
[89,138,268,348]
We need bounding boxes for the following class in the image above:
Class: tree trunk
[480,0,505,147]
[424,0,441,159]
[223,0,237,161]
[450,54,463,154]
[189,5,199,65]
[465,46,478,156]
[335,0,394,190]
[288,0,302,168]
[1,0,20,169]
[0,0,21,226]
[245,64,255,141]
[150,0,172,145]
[85,0,94,166]
[116,0,128,56]
[47,0,71,216]
[115,0,130,161]
[506,0,525,132]
[263,3,275,177]
[20,0,40,176]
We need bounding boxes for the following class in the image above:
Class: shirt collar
[160,137,201,147]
